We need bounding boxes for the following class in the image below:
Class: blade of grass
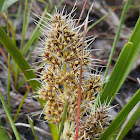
[20,0,28,49]
[104,0,131,78]
[0,26,43,105]
[22,0,64,56]
[117,102,140,140]
[16,38,39,90]
[21,6,48,55]
[0,26,58,140]
[1,0,18,12]
[0,92,21,140]
[48,0,53,12]
[87,0,125,32]
[0,128,10,140]
[14,86,31,122]
[25,0,34,32]
[26,38,39,61]
[58,100,68,140]
[99,89,140,140]
[101,42,133,103]
[0,0,4,13]
[14,0,22,30]
[7,54,11,112]
[6,0,11,113]
[2,12,16,45]
[27,116,38,140]
[17,38,41,90]
[16,77,27,90]
[21,0,34,49]
[100,16,140,104]
[15,0,34,87]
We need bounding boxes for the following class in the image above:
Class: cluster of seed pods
[36,7,110,139]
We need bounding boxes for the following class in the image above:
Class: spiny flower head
[78,105,111,139]
[34,5,111,139]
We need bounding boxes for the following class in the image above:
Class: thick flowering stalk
[34,6,111,140]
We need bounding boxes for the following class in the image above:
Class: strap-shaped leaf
[0,26,58,140]
[99,89,140,140]
[0,26,41,96]
[0,92,21,140]
[117,101,140,140]
[0,0,4,12]
[1,0,18,12]
[100,17,140,104]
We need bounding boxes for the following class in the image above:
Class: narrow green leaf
[6,0,11,113]
[0,128,10,140]
[101,42,133,103]
[0,26,58,139]
[28,116,38,140]
[100,16,140,104]
[58,100,68,140]
[0,26,43,105]
[117,102,140,140]
[0,92,21,140]
[7,54,11,112]
[48,123,59,140]
[99,89,140,140]
[0,0,4,12]
[14,0,22,30]
[21,6,48,55]
[14,86,30,122]
[17,77,26,90]
[22,0,64,56]
[20,0,28,49]
[104,0,131,77]
[1,0,18,12]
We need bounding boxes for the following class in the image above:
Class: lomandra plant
[0,0,140,140]
[34,5,111,139]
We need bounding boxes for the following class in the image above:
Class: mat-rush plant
[0,0,140,140]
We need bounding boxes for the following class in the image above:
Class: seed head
[34,5,111,139]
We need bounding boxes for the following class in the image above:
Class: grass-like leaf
[21,6,48,55]
[0,26,58,140]
[14,86,31,122]
[0,26,41,97]
[117,101,140,140]
[0,128,10,140]
[1,0,18,12]
[101,42,133,103]
[28,116,38,140]
[58,100,68,140]
[0,0,5,12]
[0,92,21,140]
[100,16,140,104]
[20,0,28,49]
[104,0,131,77]
[99,89,140,140]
